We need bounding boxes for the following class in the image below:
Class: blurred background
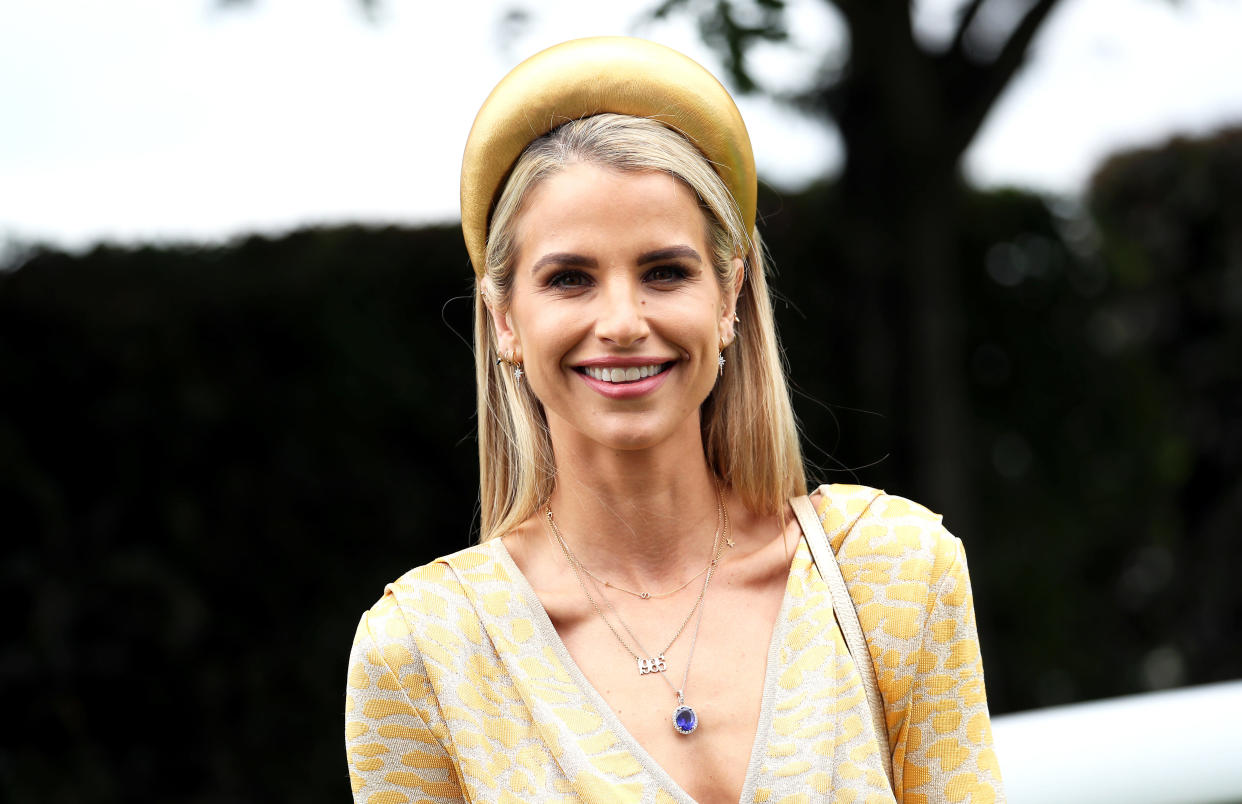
[2,0,1240,801]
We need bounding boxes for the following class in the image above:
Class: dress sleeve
[344,593,465,804]
[898,537,1004,804]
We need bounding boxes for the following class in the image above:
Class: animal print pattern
[344,484,1003,802]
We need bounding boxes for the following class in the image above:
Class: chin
[588,424,670,453]
[548,408,691,455]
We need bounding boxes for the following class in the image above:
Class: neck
[544,426,724,588]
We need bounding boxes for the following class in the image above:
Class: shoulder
[387,539,505,591]
[810,485,984,717]
[813,483,962,591]
[355,540,509,641]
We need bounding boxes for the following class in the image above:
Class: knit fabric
[344,484,1004,803]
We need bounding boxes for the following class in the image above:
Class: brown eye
[646,265,688,282]
[548,270,590,288]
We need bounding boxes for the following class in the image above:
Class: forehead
[513,163,710,262]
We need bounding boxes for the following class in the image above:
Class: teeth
[584,364,667,383]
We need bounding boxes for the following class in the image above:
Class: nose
[593,276,649,347]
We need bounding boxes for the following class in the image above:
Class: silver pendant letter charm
[638,655,667,675]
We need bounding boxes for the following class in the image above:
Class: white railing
[991,680,1242,803]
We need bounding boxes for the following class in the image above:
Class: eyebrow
[530,252,597,274]
[638,245,702,265]
[529,245,703,275]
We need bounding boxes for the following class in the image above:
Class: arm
[344,594,464,803]
[898,537,1004,804]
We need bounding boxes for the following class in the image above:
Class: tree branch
[950,0,989,55]
[687,0,788,92]
[949,0,1065,155]
[987,0,1063,86]
[645,0,692,21]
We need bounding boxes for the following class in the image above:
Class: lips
[580,363,671,383]
[572,359,678,399]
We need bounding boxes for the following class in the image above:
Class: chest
[431,541,900,803]
[552,572,787,803]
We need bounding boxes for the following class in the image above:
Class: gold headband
[459,36,756,277]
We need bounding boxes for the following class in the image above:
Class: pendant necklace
[595,560,716,735]
[545,485,728,735]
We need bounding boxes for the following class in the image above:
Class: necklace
[565,495,725,600]
[579,510,721,600]
[545,495,722,675]
[545,486,728,735]
[587,507,726,735]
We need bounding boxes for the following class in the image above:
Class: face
[489,162,741,455]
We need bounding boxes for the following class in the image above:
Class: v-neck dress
[344,484,1005,803]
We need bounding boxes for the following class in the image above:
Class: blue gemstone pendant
[673,705,698,734]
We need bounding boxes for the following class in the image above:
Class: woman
[345,37,1003,803]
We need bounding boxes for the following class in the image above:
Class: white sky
[1,0,1240,249]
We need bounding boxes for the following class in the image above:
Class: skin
[489,163,805,803]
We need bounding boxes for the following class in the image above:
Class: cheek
[512,306,574,365]
[688,303,726,345]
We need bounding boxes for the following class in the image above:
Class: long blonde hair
[474,114,805,541]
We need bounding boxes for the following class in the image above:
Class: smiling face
[489,162,741,456]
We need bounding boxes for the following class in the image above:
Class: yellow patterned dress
[344,484,1004,803]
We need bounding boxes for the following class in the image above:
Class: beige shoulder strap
[790,492,894,792]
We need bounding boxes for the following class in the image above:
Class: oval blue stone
[673,705,698,734]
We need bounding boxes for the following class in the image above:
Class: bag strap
[790,492,894,792]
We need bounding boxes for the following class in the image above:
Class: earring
[718,353,725,376]
[497,349,524,382]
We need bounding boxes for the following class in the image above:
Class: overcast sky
[2,0,1241,249]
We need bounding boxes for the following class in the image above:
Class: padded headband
[459,36,756,276]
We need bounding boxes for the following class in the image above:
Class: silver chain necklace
[545,492,723,674]
[545,486,728,735]
[569,500,724,600]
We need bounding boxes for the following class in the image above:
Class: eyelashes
[542,265,692,291]
[546,270,590,289]
[645,265,689,283]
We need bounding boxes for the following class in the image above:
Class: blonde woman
[344,37,1003,803]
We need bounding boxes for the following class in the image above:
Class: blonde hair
[474,114,805,541]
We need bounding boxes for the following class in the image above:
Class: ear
[719,257,745,347]
[486,301,521,360]
[481,277,521,360]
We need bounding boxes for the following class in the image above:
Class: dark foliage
[1,226,478,802]
[2,130,1239,802]
[1087,129,1242,693]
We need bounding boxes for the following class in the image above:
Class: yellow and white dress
[344,485,1004,803]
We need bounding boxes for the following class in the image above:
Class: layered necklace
[545,486,729,736]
